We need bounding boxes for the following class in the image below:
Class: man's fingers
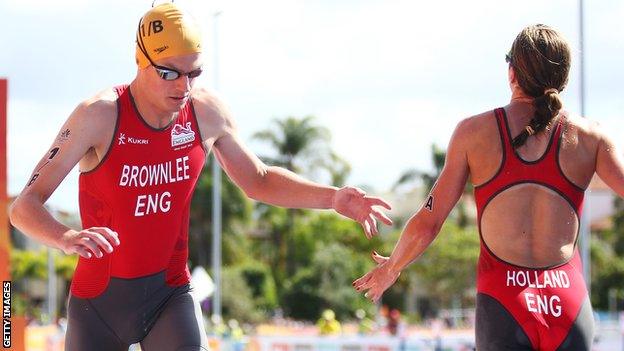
[366,197,392,210]
[83,231,113,253]
[79,237,103,258]
[372,207,393,225]
[91,227,120,246]
[72,245,92,259]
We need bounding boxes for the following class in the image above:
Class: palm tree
[393,144,446,192]
[253,116,349,179]
[253,116,351,277]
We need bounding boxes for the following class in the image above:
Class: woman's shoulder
[561,111,604,146]
[452,109,500,141]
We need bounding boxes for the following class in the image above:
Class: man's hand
[57,227,120,259]
[353,251,400,303]
[332,186,392,239]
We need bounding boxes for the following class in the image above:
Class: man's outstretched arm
[193,89,392,237]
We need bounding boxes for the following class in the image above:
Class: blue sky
[1,0,623,212]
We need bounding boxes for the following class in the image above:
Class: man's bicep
[20,107,96,201]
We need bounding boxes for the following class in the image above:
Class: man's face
[144,52,203,113]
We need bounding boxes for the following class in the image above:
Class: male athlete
[354,24,624,350]
[10,3,391,350]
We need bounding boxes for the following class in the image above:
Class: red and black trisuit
[473,108,593,351]
[65,85,208,350]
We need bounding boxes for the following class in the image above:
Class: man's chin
[166,96,188,110]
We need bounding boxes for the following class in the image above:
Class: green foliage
[188,156,253,268]
[281,215,380,320]
[251,115,352,290]
[10,249,77,318]
[239,262,278,312]
[611,198,624,255]
[10,249,77,280]
[281,267,323,320]
[590,233,624,309]
[379,222,479,310]
[55,254,78,280]
[282,250,372,321]
[589,197,624,310]
[221,266,265,323]
[12,293,28,316]
[313,243,377,318]
[412,222,479,304]
[11,249,47,280]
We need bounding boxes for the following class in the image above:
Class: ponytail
[511,89,563,148]
[507,24,570,148]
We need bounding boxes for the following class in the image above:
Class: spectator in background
[317,309,342,335]
[356,309,375,335]
[387,309,404,336]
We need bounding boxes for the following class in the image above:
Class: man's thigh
[65,295,129,351]
[140,291,209,351]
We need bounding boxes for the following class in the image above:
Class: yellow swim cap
[136,3,202,68]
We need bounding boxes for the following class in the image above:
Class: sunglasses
[505,52,513,64]
[152,64,203,81]
[136,21,203,81]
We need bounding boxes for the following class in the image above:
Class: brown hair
[507,24,571,148]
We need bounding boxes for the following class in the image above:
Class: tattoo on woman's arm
[424,195,434,212]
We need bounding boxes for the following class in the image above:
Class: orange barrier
[1,79,24,351]
[0,79,9,286]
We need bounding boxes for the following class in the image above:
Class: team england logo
[171,122,195,147]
